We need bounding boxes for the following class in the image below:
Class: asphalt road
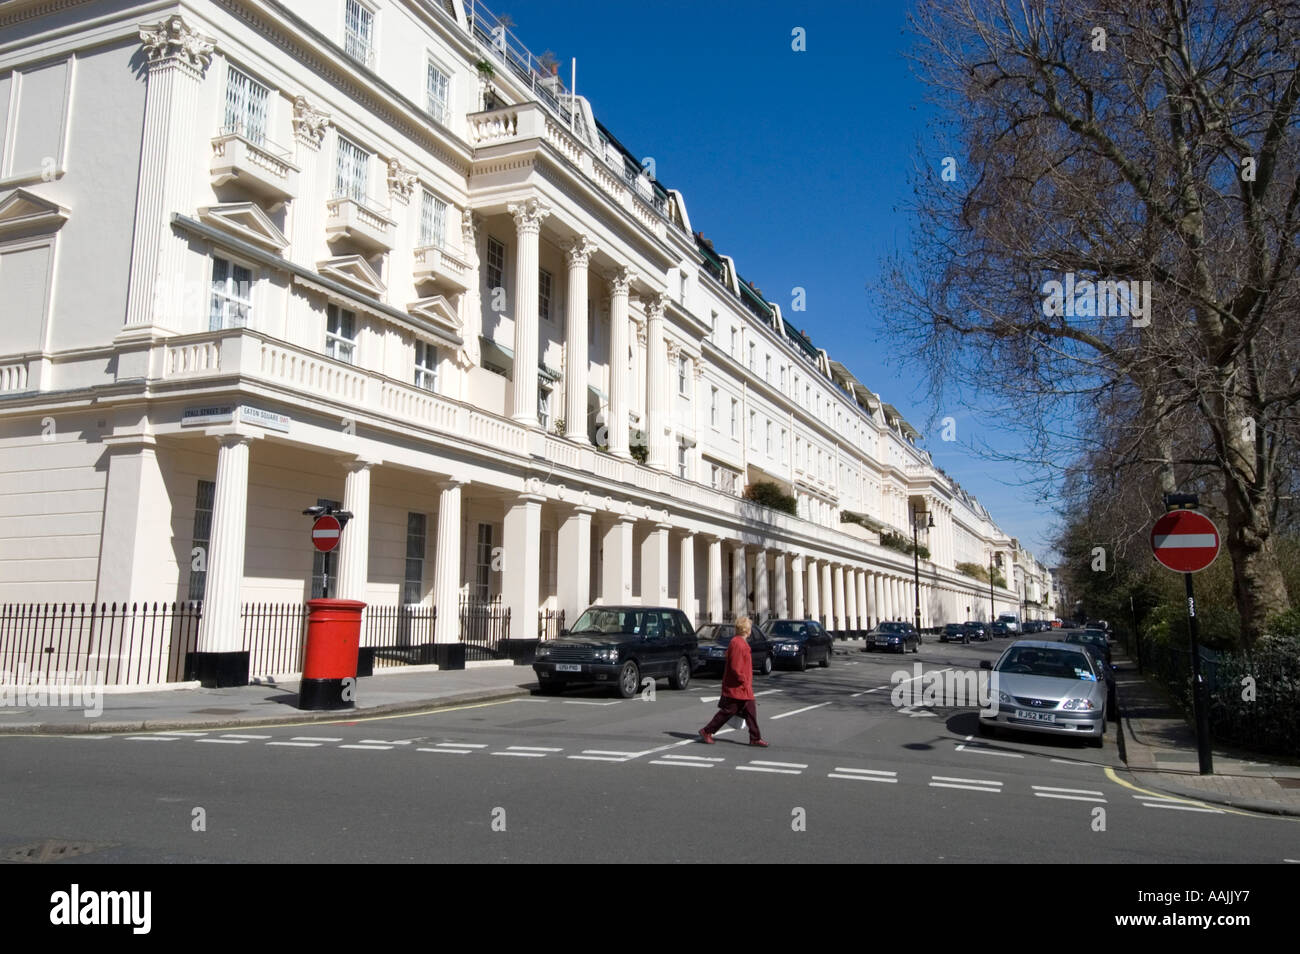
[2,634,1297,863]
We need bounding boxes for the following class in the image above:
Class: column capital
[386,157,418,205]
[343,455,382,473]
[565,235,599,268]
[606,265,638,296]
[508,197,551,234]
[139,14,215,75]
[437,476,469,493]
[292,95,331,148]
[664,338,680,360]
[642,292,668,321]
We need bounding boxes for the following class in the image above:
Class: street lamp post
[912,506,934,632]
[987,550,996,624]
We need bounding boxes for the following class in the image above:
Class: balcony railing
[211,126,299,203]
[326,194,397,252]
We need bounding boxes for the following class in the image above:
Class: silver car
[978,640,1106,746]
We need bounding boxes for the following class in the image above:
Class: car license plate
[1015,709,1055,722]
[556,664,582,673]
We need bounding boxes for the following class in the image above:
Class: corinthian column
[606,267,636,457]
[123,15,216,341]
[508,198,550,427]
[644,293,670,470]
[564,236,598,443]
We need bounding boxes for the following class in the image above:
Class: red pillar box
[299,599,366,710]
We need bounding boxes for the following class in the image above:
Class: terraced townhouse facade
[0,0,1054,680]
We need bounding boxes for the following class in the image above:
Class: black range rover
[533,606,699,698]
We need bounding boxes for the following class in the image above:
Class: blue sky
[485,0,1062,559]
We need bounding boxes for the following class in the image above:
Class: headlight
[1062,698,1096,710]
[593,648,619,664]
[536,643,552,658]
[999,691,1012,703]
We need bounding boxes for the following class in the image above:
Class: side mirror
[980,660,992,670]
[559,628,570,637]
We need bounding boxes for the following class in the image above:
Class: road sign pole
[1183,572,1213,775]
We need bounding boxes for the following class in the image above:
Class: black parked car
[869,621,921,653]
[941,623,970,644]
[990,621,1010,637]
[1067,629,1112,666]
[695,623,772,676]
[534,606,698,698]
[963,621,990,641]
[760,619,833,671]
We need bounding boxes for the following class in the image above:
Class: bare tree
[882,0,1300,642]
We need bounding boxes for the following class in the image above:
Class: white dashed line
[1050,758,1094,766]
[567,755,627,762]
[580,749,642,757]
[958,744,1024,758]
[126,736,178,741]
[736,765,802,775]
[493,751,547,757]
[435,742,487,748]
[833,767,897,777]
[417,747,472,754]
[293,737,342,742]
[221,734,272,740]
[930,775,1002,794]
[504,746,563,752]
[164,731,209,736]
[1140,801,1223,814]
[361,739,412,745]
[661,755,724,763]
[769,702,831,720]
[829,767,898,783]
[196,738,247,744]
[650,759,712,767]
[562,700,624,706]
[1032,786,1106,802]
[749,760,809,769]
[266,741,321,747]
[339,744,392,750]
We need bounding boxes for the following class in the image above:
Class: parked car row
[867,620,922,653]
[532,608,842,698]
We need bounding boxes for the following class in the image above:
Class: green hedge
[743,481,797,516]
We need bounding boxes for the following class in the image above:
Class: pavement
[0,663,534,735]
[1112,644,1300,817]
[4,634,1299,818]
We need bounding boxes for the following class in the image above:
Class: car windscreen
[765,621,808,639]
[879,623,910,633]
[998,647,1097,680]
[697,625,735,643]
[944,624,964,632]
[567,609,654,636]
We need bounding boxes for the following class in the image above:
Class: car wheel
[668,656,691,690]
[963,635,969,645]
[760,654,772,675]
[617,660,641,699]
[797,651,808,672]
[820,646,830,668]
[978,720,997,738]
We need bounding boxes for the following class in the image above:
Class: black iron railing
[460,596,510,660]
[538,608,565,641]
[0,601,203,686]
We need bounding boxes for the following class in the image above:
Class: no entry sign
[311,514,342,553]
[1151,509,1220,573]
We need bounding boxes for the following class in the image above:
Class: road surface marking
[833,767,897,777]
[737,765,802,775]
[435,742,486,748]
[293,736,343,742]
[222,734,272,740]
[562,700,624,706]
[1034,786,1105,797]
[267,741,321,747]
[829,773,898,783]
[417,747,472,754]
[930,775,1002,793]
[361,739,413,745]
[339,744,392,750]
[505,746,563,752]
[567,755,627,762]
[749,760,808,769]
[770,702,831,720]
[126,736,178,741]
[1051,758,1093,766]
[492,750,548,757]
[1140,801,1223,814]
[661,754,724,763]
[164,731,209,736]
[650,759,712,767]
[197,738,246,744]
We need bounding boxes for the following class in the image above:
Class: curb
[0,686,533,736]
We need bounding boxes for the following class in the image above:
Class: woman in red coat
[698,616,768,746]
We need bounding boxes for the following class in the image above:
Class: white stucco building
[0,0,1052,681]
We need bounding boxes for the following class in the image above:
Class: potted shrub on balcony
[742,481,797,516]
